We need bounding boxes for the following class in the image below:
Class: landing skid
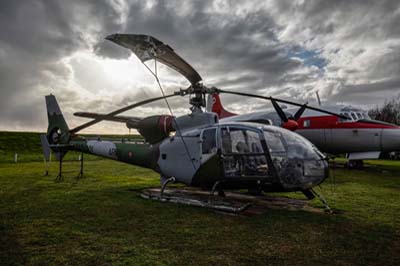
[140,188,327,215]
[142,188,251,213]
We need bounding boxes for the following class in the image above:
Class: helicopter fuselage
[69,121,328,193]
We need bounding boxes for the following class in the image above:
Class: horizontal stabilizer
[74,112,141,123]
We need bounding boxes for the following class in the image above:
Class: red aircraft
[208,93,400,168]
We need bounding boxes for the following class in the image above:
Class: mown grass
[0,132,399,265]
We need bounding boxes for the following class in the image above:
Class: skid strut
[160,177,176,199]
[77,152,84,179]
[55,155,63,182]
[311,188,332,213]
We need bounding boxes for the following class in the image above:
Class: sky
[0,0,399,134]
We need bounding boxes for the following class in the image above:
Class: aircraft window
[221,127,268,177]
[201,128,217,154]
[264,128,321,160]
[230,130,248,153]
[303,120,311,128]
[247,130,264,153]
[339,112,352,122]
[356,113,363,119]
[263,131,286,154]
[222,127,263,154]
[221,128,232,153]
[350,112,357,120]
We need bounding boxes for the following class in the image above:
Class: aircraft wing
[106,34,202,85]
[74,112,142,124]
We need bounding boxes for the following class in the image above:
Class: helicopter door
[220,126,269,178]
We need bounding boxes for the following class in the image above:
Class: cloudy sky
[0,0,399,134]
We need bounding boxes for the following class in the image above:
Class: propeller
[271,98,288,122]
[294,103,307,121]
[270,98,299,131]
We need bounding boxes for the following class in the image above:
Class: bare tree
[369,94,400,125]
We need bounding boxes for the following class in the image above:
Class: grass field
[0,132,399,265]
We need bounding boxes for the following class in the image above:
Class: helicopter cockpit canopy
[263,126,324,160]
[216,123,327,190]
[261,125,327,189]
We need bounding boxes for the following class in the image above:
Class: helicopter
[42,34,347,210]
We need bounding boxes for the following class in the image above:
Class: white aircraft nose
[381,129,400,152]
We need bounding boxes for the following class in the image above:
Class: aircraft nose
[105,34,118,41]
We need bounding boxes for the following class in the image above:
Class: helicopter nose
[302,159,329,188]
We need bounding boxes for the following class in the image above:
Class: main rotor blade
[271,99,288,122]
[69,94,176,134]
[294,104,307,121]
[106,34,202,85]
[217,89,348,119]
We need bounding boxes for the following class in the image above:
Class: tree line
[368,94,400,125]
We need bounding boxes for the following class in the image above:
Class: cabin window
[220,127,268,177]
[338,112,353,122]
[343,112,351,120]
[221,127,263,154]
[263,131,286,154]
[356,112,363,119]
[350,112,357,120]
[201,128,217,154]
[303,119,311,128]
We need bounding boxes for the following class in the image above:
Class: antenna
[316,91,321,106]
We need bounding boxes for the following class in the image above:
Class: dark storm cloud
[269,0,400,104]
[0,0,125,130]
[329,78,400,105]
[96,0,301,89]
[1,0,400,132]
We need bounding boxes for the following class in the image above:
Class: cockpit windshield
[263,126,323,161]
[339,110,370,122]
[263,126,326,187]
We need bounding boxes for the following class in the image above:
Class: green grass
[0,132,399,265]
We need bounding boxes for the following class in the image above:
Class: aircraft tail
[45,94,70,144]
[44,95,71,160]
[206,93,236,118]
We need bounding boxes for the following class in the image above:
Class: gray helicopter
[44,34,344,210]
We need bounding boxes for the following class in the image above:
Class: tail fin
[206,93,236,118]
[45,94,70,145]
